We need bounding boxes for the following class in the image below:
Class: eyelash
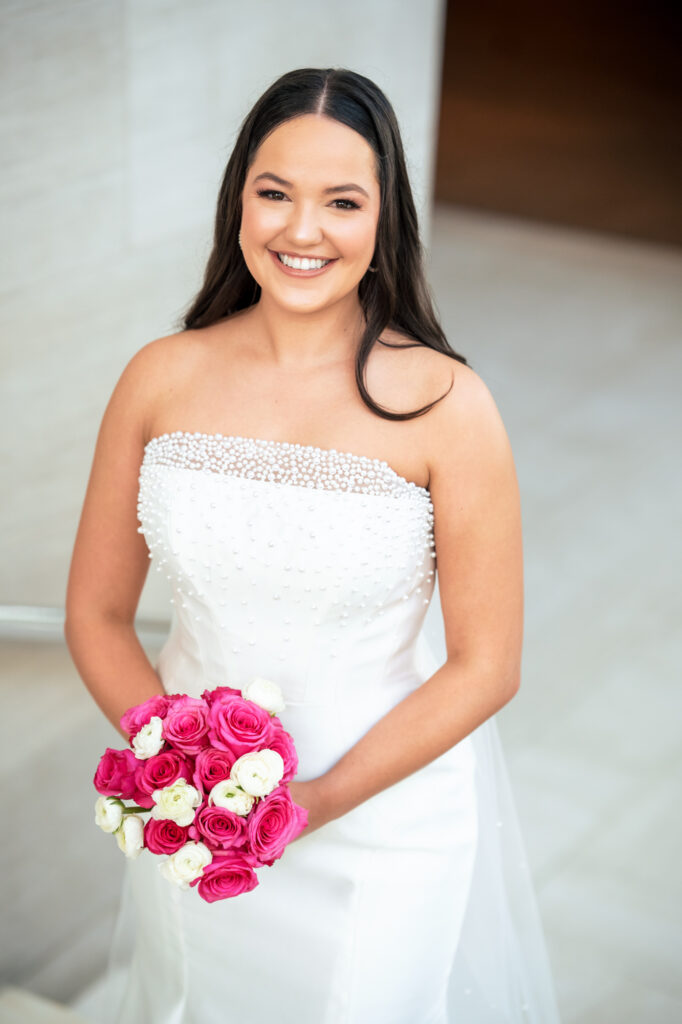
[255,188,360,210]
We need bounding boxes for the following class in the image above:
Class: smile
[269,250,337,276]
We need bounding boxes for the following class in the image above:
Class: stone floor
[1,204,680,1023]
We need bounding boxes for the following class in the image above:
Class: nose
[285,201,324,248]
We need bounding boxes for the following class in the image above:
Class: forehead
[250,115,378,185]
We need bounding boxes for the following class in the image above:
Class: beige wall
[1,0,446,618]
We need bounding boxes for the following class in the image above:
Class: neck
[247,293,366,370]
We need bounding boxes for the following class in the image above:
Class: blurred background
[1,1,680,1021]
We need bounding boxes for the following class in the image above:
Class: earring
[238,230,242,249]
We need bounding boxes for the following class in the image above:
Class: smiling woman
[239,116,383,323]
[65,66,561,1024]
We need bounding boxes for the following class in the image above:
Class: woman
[65,67,561,1023]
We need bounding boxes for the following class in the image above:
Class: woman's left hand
[287,778,332,841]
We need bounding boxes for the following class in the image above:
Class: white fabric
[75,431,561,1023]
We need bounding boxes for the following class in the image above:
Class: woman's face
[240,114,381,314]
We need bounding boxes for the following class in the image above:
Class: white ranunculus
[132,715,165,759]
[208,778,255,816]
[115,814,144,859]
[151,778,202,826]
[160,841,212,889]
[95,795,124,833]
[230,749,284,798]
[241,675,286,715]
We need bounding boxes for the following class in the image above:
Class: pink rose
[191,849,261,902]
[93,747,138,799]
[121,695,174,738]
[193,805,247,851]
[144,818,189,855]
[193,748,236,794]
[208,692,275,755]
[247,784,309,866]
[162,696,210,754]
[134,750,192,799]
[132,788,155,809]
[262,720,299,783]
[201,685,242,707]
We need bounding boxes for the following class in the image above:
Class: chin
[264,285,343,311]
[276,296,335,314]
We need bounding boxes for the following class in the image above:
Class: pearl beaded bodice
[137,431,437,718]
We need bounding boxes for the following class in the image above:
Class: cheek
[332,218,377,256]
[241,202,284,238]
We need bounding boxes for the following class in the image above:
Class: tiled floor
[2,205,680,1022]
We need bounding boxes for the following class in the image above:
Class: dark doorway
[435,0,682,246]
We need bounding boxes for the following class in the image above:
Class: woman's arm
[312,363,524,824]
[65,618,165,744]
[64,340,171,741]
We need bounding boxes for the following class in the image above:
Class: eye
[255,188,360,211]
[331,198,360,210]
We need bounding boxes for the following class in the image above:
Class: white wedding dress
[76,430,561,1024]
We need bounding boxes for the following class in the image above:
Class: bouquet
[92,676,309,902]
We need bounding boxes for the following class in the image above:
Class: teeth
[278,253,330,270]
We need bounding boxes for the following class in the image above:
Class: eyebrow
[252,171,370,199]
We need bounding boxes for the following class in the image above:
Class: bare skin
[65,114,523,840]
[141,313,440,490]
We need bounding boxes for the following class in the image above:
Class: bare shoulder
[424,356,517,501]
[113,327,220,439]
[394,344,512,485]
[372,325,513,486]
[369,328,463,413]
[427,357,505,438]
[122,328,206,392]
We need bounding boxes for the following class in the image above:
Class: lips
[268,249,337,277]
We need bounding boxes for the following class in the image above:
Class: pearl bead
[141,431,431,499]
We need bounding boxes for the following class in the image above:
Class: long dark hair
[177,67,469,421]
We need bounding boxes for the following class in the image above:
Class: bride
[65,66,561,1023]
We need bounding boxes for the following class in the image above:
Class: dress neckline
[143,430,431,498]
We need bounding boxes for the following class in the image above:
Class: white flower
[208,778,255,816]
[95,795,124,833]
[132,715,165,759]
[241,675,286,715]
[151,778,202,826]
[230,749,284,798]
[160,841,212,889]
[115,814,144,859]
